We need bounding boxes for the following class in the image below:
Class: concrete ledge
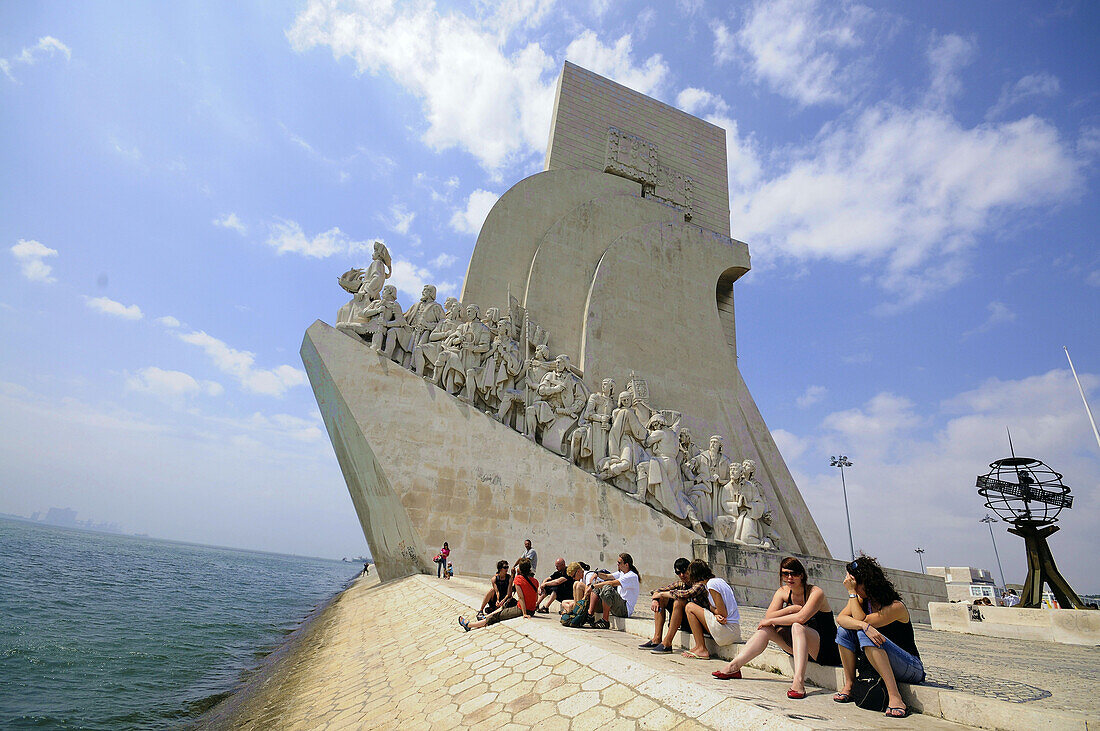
[929,602,1100,646]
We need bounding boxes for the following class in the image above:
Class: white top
[583,570,599,587]
[706,577,740,625]
[612,570,641,616]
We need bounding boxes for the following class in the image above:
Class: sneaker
[638,640,659,649]
[650,644,673,654]
[593,619,610,630]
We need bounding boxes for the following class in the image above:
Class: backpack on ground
[560,598,589,628]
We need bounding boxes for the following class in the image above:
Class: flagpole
[1065,346,1100,452]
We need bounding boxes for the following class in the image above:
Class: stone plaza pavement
[200,574,1098,730]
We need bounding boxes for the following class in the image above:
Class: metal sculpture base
[1007,521,1088,609]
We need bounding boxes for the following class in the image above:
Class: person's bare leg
[683,603,710,658]
[661,600,687,647]
[863,646,905,712]
[789,623,821,694]
[836,645,857,698]
[651,598,668,643]
[480,586,495,613]
[718,626,782,674]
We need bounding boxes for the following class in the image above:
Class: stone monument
[301,62,946,617]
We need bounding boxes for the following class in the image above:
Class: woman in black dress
[713,557,840,699]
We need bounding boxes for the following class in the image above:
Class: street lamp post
[830,455,855,561]
[980,514,1007,590]
[915,547,925,574]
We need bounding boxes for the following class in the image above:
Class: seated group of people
[459,551,923,719]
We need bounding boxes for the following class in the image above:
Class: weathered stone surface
[929,602,1100,645]
[302,320,698,591]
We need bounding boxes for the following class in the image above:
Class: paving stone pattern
[204,575,970,730]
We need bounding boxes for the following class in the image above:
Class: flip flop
[681,651,709,660]
[884,706,910,718]
[712,669,742,680]
[832,692,853,703]
[787,689,806,699]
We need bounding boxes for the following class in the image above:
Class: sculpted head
[679,427,693,446]
[443,297,460,317]
[421,284,437,302]
[534,344,550,361]
[482,307,500,326]
[380,284,398,303]
[617,391,631,408]
[648,413,668,430]
[464,303,480,321]
[709,435,724,453]
[601,377,615,395]
[741,459,756,479]
[554,355,570,373]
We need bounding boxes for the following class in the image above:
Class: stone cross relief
[332,242,777,548]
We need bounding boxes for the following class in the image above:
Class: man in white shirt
[521,539,538,574]
[585,553,641,629]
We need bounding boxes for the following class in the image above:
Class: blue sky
[2,1,1098,590]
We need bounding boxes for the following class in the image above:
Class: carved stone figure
[720,459,778,549]
[359,285,411,359]
[597,390,650,494]
[464,313,521,411]
[678,427,701,483]
[643,411,697,526]
[404,285,445,350]
[687,435,732,528]
[569,377,615,471]
[362,241,392,301]
[436,304,491,395]
[524,355,585,452]
[413,297,460,378]
[336,268,369,327]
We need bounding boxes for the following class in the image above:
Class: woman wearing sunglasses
[712,557,840,699]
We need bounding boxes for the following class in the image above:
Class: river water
[0,517,361,729]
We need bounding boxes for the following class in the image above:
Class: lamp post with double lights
[830,455,855,561]
[915,547,925,574]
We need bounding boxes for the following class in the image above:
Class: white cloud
[157,315,181,328]
[963,301,1016,337]
[788,370,1100,586]
[676,87,728,116]
[287,1,667,171]
[126,367,223,402]
[771,427,809,462]
[1,36,71,81]
[177,330,306,397]
[563,31,669,98]
[796,385,827,408]
[85,296,143,320]
[387,204,415,235]
[213,212,247,235]
[1086,270,1100,288]
[988,72,1061,119]
[265,219,376,259]
[10,239,58,283]
[731,105,1083,306]
[1079,126,1100,157]
[450,189,499,235]
[389,259,457,301]
[721,0,875,106]
[926,33,976,108]
[430,253,459,269]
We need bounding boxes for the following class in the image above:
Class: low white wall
[929,602,1100,646]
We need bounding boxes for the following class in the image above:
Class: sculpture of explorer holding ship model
[335,241,780,548]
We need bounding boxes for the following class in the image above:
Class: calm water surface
[0,517,361,729]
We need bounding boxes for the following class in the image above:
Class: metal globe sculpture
[977,457,1072,526]
[975,456,1086,609]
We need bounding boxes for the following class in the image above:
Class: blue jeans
[836,627,925,684]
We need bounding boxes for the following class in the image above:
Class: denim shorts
[836,627,925,684]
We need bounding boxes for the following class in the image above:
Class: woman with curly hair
[834,555,924,719]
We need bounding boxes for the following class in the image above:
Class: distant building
[926,566,999,604]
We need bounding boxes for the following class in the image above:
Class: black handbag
[851,676,888,712]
